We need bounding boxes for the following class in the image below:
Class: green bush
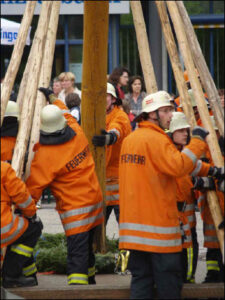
[34,233,119,274]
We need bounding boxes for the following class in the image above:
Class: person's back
[65,93,81,124]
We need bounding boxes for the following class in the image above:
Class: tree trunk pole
[130,0,158,94]
[155,1,196,129]
[1,1,37,125]
[25,1,61,180]
[81,1,109,253]
[166,1,224,262]
[176,1,224,136]
[11,1,53,178]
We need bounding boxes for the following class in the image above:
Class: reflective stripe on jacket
[1,162,36,248]
[119,121,207,253]
[26,100,103,237]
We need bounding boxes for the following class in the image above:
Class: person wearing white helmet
[1,101,20,162]
[26,87,104,286]
[92,82,131,225]
[119,90,211,299]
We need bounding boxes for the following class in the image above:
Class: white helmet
[169,112,190,133]
[142,91,172,113]
[107,82,117,98]
[210,116,218,130]
[179,89,209,108]
[5,101,20,119]
[40,105,67,133]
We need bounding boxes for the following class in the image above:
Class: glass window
[120,12,133,25]
[69,45,83,87]
[68,16,83,39]
[57,16,65,39]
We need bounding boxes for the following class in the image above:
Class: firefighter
[26,87,104,285]
[1,101,19,162]
[193,116,224,283]
[119,91,210,299]
[92,83,131,224]
[1,161,42,288]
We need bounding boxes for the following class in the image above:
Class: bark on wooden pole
[176,1,224,136]
[25,1,61,180]
[1,1,37,125]
[81,1,109,253]
[155,1,196,129]
[130,0,158,94]
[166,1,224,261]
[11,1,53,178]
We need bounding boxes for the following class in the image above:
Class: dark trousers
[205,248,224,282]
[67,227,96,284]
[3,221,42,278]
[105,205,119,224]
[191,227,199,278]
[128,250,183,299]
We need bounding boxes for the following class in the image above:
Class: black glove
[217,178,224,193]
[193,176,216,190]
[38,87,56,103]
[208,166,224,179]
[218,220,224,230]
[27,214,43,230]
[92,129,117,147]
[192,126,209,141]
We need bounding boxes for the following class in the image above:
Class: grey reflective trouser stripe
[204,224,216,231]
[120,235,182,247]
[120,222,181,234]
[1,217,25,244]
[23,263,37,276]
[191,160,202,176]
[17,195,33,209]
[60,202,103,220]
[204,236,219,242]
[182,148,197,165]
[106,184,119,191]
[187,215,195,223]
[106,194,119,201]
[63,211,103,231]
[185,204,195,212]
[1,214,17,234]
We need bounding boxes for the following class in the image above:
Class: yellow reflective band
[23,263,37,276]
[206,260,220,271]
[11,244,33,257]
[67,273,88,285]
[68,279,88,285]
[88,267,95,277]
[68,273,88,280]
[186,247,193,280]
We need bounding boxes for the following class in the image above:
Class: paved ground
[37,200,207,283]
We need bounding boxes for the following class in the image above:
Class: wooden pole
[155,1,196,129]
[130,0,158,94]
[1,1,37,125]
[11,1,53,178]
[81,1,109,253]
[166,1,224,261]
[176,1,224,136]
[25,1,61,180]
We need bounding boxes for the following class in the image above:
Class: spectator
[65,93,81,124]
[108,66,129,102]
[58,72,81,103]
[52,77,62,98]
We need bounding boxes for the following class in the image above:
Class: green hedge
[34,233,119,274]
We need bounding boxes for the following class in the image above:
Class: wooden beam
[81,1,109,252]
[1,1,37,125]
[166,0,224,262]
[130,0,158,94]
[25,1,61,180]
[176,1,224,137]
[155,1,196,129]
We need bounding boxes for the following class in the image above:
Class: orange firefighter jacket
[105,106,131,206]
[1,136,16,162]
[119,121,208,253]
[26,100,103,237]
[1,162,36,248]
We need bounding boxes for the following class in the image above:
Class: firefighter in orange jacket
[92,83,131,224]
[1,101,19,162]
[1,162,42,288]
[26,87,104,285]
[119,91,211,299]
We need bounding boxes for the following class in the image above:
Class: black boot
[3,275,37,288]
[203,270,223,283]
[88,276,96,285]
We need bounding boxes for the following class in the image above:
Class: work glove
[38,87,57,103]
[192,126,209,141]
[208,166,224,180]
[218,220,224,230]
[192,176,216,190]
[92,129,117,147]
[217,177,224,193]
[27,214,44,230]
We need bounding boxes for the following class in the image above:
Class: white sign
[1,17,31,45]
[69,63,82,83]
[1,1,130,15]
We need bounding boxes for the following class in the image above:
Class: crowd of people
[1,66,224,299]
